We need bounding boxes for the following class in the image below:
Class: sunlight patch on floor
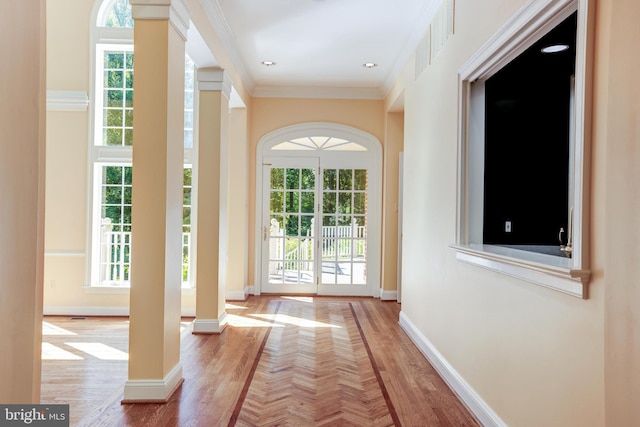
[42,343,84,360]
[226,314,282,328]
[251,313,341,328]
[226,303,248,310]
[281,296,314,303]
[42,321,77,336]
[66,343,129,360]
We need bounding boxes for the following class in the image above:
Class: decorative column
[193,68,231,333]
[123,0,190,402]
[0,0,46,403]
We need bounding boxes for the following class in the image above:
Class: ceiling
[196,0,437,100]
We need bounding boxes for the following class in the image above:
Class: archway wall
[248,97,387,292]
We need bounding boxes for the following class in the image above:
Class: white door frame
[254,122,382,297]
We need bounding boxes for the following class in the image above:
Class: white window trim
[451,0,594,298]
[85,0,197,290]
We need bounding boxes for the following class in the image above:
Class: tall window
[89,0,196,287]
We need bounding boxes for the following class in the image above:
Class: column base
[122,362,183,403]
[192,312,228,334]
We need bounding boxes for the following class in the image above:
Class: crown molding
[252,85,384,100]
[199,0,254,91]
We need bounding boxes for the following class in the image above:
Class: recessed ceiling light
[541,44,570,54]
[362,62,378,69]
[261,60,276,66]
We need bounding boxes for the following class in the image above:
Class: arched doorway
[255,123,382,296]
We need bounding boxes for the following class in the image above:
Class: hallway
[42,297,479,426]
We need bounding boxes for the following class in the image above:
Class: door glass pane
[286,168,300,189]
[338,169,352,191]
[323,169,337,190]
[320,168,368,286]
[268,167,316,286]
[271,168,284,189]
[301,169,315,190]
[354,169,367,190]
[323,192,336,214]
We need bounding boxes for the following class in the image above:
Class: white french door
[262,157,319,294]
[261,157,373,296]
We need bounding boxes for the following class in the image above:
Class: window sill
[450,244,590,298]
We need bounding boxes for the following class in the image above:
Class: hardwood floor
[41,296,480,426]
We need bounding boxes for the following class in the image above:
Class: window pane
[338,192,352,214]
[301,215,314,238]
[124,109,133,127]
[354,170,367,190]
[354,193,366,214]
[285,191,300,212]
[105,70,123,88]
[300,191,314,213]
[301,169,315,190]
[323,192,336,214]
[339,169,353,191]
[324,169,336,190]
[104,128,123,146]
[104,0,134,28]
[125,71,133,89]
[271,168,284,190]
[105,52,124,69]
[125,90,133,108]
[105,90,123,107]
[106,109,123,127]
[285,215,299,237]
[270,191,284,213]
[286,169,300,189]
[104,166,122,184]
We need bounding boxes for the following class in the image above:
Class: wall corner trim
[399,311,508,427]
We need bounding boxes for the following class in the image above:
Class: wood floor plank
[41,296,480,426]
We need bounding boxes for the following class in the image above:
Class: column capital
[129,0,190,41]
[197,68,232,100]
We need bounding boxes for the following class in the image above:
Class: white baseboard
[398,311,507,427]
[44,306,196,317]
[192,312,228,334]
[43,306,130,316]
[246,285,256,296]
[122,362,183,402]
[380,289,398,301]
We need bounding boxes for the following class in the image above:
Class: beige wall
[598,0,640,424]
[398,0,606,425]
[247,97,386,287]
[382,112,404,295]
[226,107,250,296]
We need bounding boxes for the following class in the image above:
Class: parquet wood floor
[40,296,480,426]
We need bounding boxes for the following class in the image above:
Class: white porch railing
[269,218,366,273]
[100,219,191,285]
